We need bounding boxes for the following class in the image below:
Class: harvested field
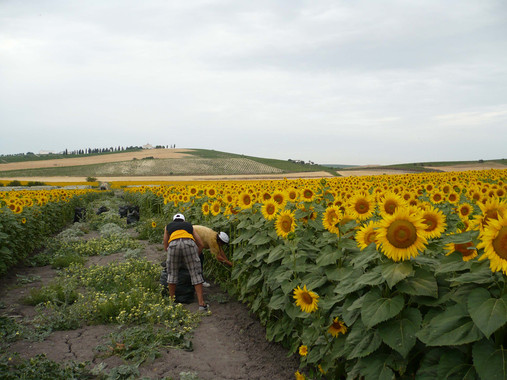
[0,149,193,171]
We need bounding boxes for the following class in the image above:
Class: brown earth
[0,149,194,171]
[0,235,299,380]
[336,162,506,177]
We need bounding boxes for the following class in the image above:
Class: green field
[0,148,338,177]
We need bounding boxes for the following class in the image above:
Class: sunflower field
[120,169,507,379]
[0,188,103,275]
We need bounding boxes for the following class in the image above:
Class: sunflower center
[455,242,474,256]
[274,195,283,204]
[266,204,276,214]
[492,226,507,260]
[355,200,369,214]
[332,321,342,329]
[386,220,417,248]
[384,201,398,215]
[460,207,470,217]
[365,231,377,245]
[423,215,437,231]
[281,217,293,232]
[243,195,251,205]
[301,292,313,305]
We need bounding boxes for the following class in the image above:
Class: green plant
[16,274,41,284]
[0,315,25,345]
[96,324,193,366]
[0,353,91,379]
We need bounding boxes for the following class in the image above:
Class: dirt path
[0,237,299,379]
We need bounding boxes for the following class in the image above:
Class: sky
[1,0,506,165]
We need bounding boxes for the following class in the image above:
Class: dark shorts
[166,238,203,285]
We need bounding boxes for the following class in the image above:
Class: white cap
[173,213,185,221]
[218,231,229,244]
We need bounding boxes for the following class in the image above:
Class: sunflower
[210,200,221,216]
[272,190,287,208]
[21,218,27,224]
[376,207,428,262]
[322,205,342,235]
[445,240,477,262]
[287,188,299,203]
[378,192,406,218]
[293,285,319,313]
[457,203,474,218]
[299,345,308,357]
[260,190,272,201]
[429,190,445,204]
[328,317,347,337]
[477,215,507,274]
[355,220,379,250]
[420,205,447,239]
[275,210,296,238]
[295,371,306,380]
[301,187,315,202]
[151,221,157,228]
[347,192,375,221]
[447,191,460,204]
[201,202,210,216]
[238,192,254,209]
[261,200,279,221]
[476,198,507,233]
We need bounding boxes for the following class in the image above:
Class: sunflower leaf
[361,288,404,328]
[345,320,382,359]
[377,308,422,358]
[467,288,507,339]
[416,304,483,346]
[437,350,477,380]
[450,261,494,285]
[249,233,272,245]
[473,338,507,380]
[381,261,414,288]
[357,353,396,380]
[396,268,438,298]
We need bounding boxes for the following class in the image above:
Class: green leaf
[361,288,404,328]
[250,232,272,245]
[342,295,363,326]
[468,288,507,339]
[346,320,382,359]
[416,348,444,380]
[316,245,340,266]
[266,245,287,263]
[450,261,493,286]
[245,269,263,289]
[435,253,471,275]
[437,349,477,380]
[358,268,385,286]
[396,268,438,298]
[416,304,483,346]
[473,339,507,380]
[350,244,381,268]
[381,261,414,288]
[334,268,365,295]
[378,308,421,358]
[267,291,287,310]
[357,353,395,380]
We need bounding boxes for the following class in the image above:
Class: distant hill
[0,148,338,177]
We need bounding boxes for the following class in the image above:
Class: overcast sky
[1,0,506,165]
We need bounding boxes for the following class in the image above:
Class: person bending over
[163,213,208,311]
